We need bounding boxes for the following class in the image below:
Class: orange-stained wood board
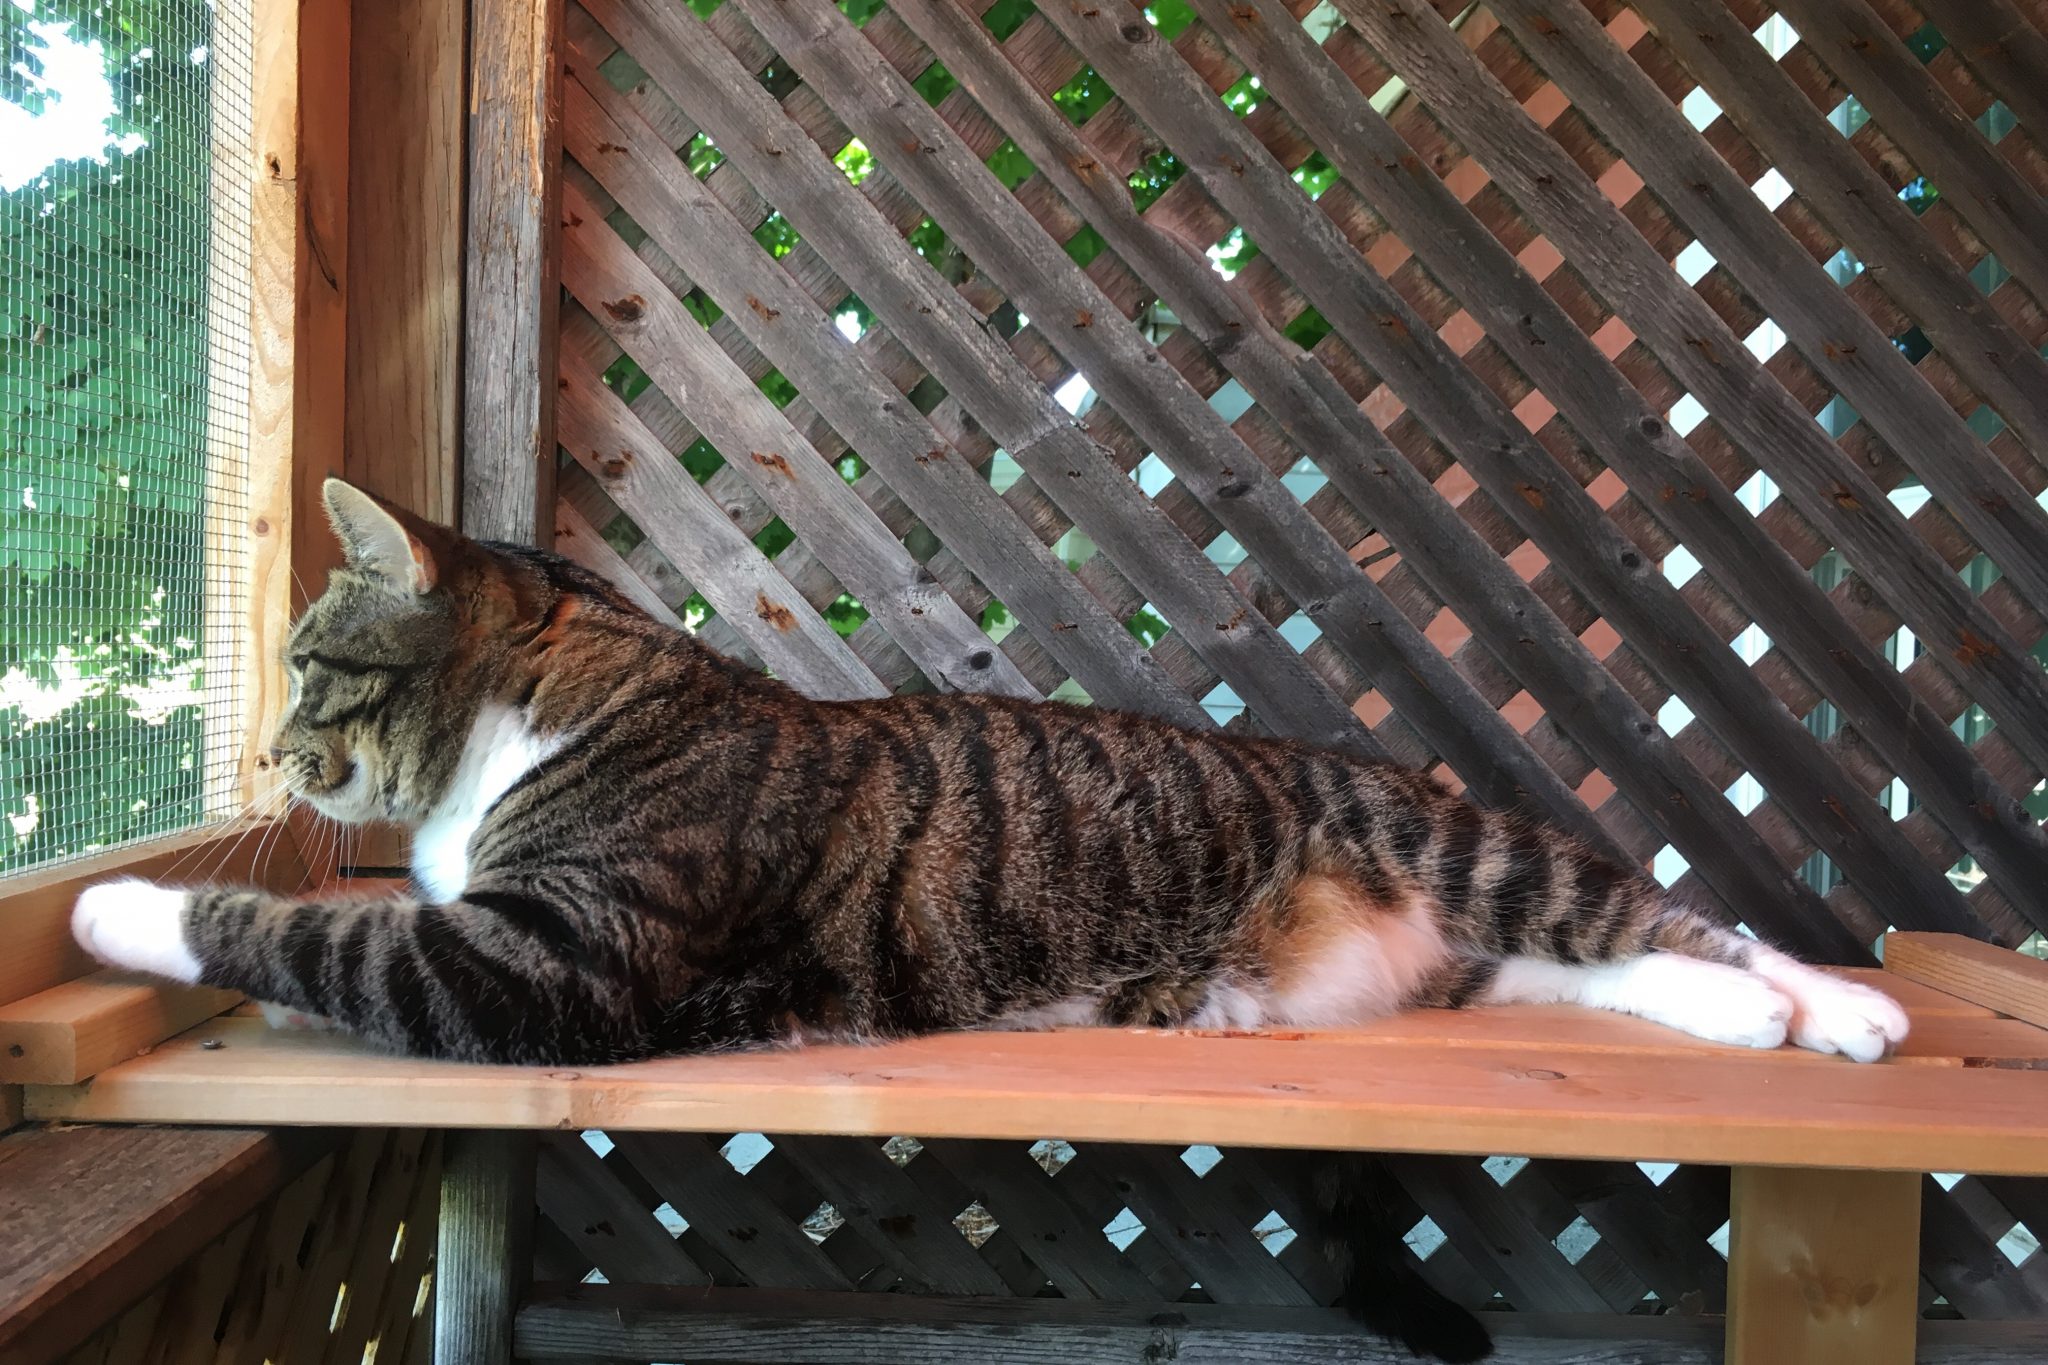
[1886,932,2048,1028]
[28,986,2048,1175]
[0,971,240,1085]
[0,823,311,1011]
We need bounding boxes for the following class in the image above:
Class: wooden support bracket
[436,1129,537,1365]
[1726,1166,1922,1365]
[1886,933,2048,1028]
[0,971,239,1086]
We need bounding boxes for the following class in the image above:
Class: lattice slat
[527,0,2048,1337]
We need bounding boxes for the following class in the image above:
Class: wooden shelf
[25,967,2048,1176]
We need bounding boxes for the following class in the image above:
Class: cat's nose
[268,746,287,766]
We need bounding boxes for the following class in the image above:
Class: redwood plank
[1886,932,2048,1026]
[1727,1166,1920,1365]
[29,1014,2048,1175]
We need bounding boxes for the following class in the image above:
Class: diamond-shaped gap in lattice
[1404,1214,1447,1261]
[1553,1215,1600,1267]
[1103,1205,1145,1252]
[954,1200,999,1248]
[1252,1210,1296,1256]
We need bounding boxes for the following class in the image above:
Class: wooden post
[1727,1166,1921,1365]
[464,0,567,544]
[435,1130,536,1365]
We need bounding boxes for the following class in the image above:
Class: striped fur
[76,482,1908,1069]
[72,481,1913,1362]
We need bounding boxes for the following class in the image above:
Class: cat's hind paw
[72,878,202,984]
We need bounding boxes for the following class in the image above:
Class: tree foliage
[2,0,216,872]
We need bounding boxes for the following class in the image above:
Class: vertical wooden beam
[464,0,567,544]
[277,0,352,889]
[1727,1166,1921,1365]
[290,0,351,616]
[436,1130,536,1365]
[340,0,464,871]
[345,0,464,526]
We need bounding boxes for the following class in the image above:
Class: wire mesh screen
[0,0,255,876]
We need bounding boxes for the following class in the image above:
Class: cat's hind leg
[1482,952,1796,1052]
[1484,911,1907,1062]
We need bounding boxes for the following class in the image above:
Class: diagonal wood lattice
[530,0,2048,1332]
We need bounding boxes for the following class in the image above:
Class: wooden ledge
[512,1284,2048,1364]
[0,1124,336,1364]
[25,967,2048,1175]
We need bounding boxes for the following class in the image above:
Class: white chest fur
[411,704,564,902]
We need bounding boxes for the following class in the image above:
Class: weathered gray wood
[1536,1161,1730,1313]
[554,307,889,701]
[1390,1156,1611,1314]
[1638,0,2048,497]
[1488,0,2048,636]
[1030,1146,1204,1301]
[559,86,1205,726]
[436,1130,536,1365]
[770,1136,1011,1296]
[552,11,1227,713]
[555,305,926,690]
[1917,1172,2048,1317]
[883,1144,1054,1299]
[728,0,1664,842]
[535,1132,708,1288]
[1325,0,2048,786]
[606,1133,855,1292]
[1024,0,1865,954]
[557,457,769,668]
[514,1283,2048,1362]
[464,0,566,545]
[1164,0,2037,935]
[514,1285,1705,1363]
[917,1139,1163,1301]
[954,0,2039,929]
[1770,0,2048,306]
[556,186,1037,702]
[1095,1144,1317,1306]
[1212,0,2048,929]
[567,18,1392,758]
[1914,0,2048,143]
[1633,0,2048,518]
[553,495,689,632]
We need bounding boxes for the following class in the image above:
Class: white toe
[257,1000,338,1032]
[1685,971,1795,1051]
[72,878,201,983]
[1751,947,1910,1063]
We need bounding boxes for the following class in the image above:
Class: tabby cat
[77,481,1908,1361]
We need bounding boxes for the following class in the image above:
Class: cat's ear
[322,479,443,594]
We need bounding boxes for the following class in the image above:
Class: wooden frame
[22,932,2048,1364]
[5,1,2046,1359]
[0,0,346,1123]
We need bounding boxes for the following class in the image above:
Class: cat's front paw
[72,878,203,983]
[257,1000,340,1032]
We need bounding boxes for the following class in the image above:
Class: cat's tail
[1281,1150,1492,1363]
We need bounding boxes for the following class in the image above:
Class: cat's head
[271,480,554,823]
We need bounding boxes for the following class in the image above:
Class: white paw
[72,878,202,983]
[1748,948,1909,1063]
[1679,969,1795,1051]
[257,1001,339,1032]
